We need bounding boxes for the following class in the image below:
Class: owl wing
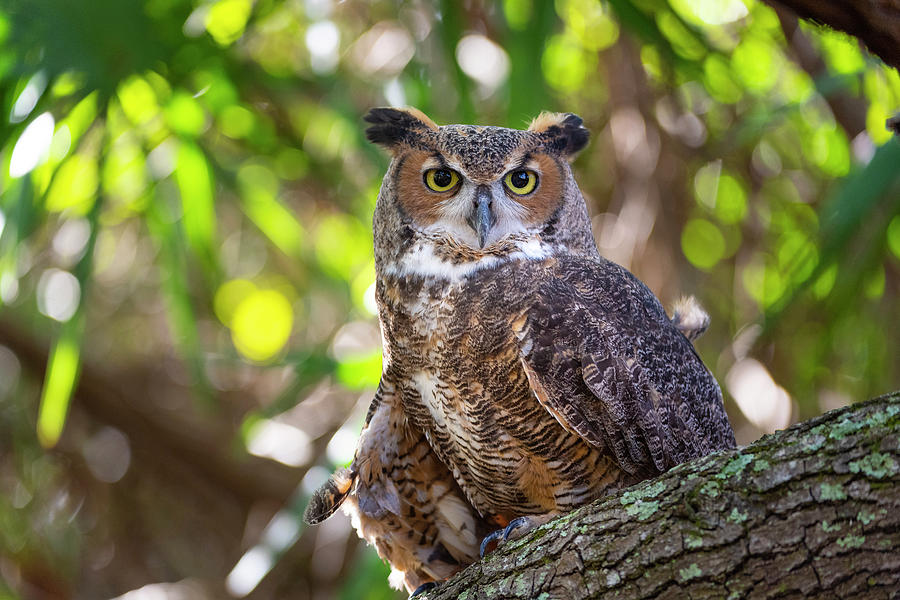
[515,256,735,478]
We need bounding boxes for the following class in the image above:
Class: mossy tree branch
[425,392,900,599]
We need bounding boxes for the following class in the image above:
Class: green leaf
[37,191,103,447]
[174,140,219,273]
[37,323,83,448]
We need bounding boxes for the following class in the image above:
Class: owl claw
[410,582,437,598]
[479,528,504,557]
[503,516,530,540]
[479,516,534,557]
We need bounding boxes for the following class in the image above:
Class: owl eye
[504,170,538,195]
[424,168,460,192]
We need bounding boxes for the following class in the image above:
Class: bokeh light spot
[164,91,207,136]
[206,0,253,46]
[46,153,99,214]
[214,279,257,326]
[681,218,726,270]
[9,112,55,177]
[731,37,778,93]
[456,34,510,91]
[230,289,293,362]
[542,34,595,93]
[887,216,900,260]
[37,269,81,322]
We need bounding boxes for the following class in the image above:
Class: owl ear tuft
[529,112,589,160]
[364,107,439,151]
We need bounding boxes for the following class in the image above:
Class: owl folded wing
[515,266,729,478]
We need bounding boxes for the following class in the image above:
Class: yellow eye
[424,168,460,192]
[504,170,538,195]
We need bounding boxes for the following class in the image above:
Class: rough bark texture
[424,392,900,600]
[766,0,900,69]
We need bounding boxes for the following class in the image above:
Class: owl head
[366,107,597,274]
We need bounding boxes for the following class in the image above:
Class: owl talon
[410,582,438,598]
[503,516,530,540]
[479,528,505,557]
[480,516,534,558]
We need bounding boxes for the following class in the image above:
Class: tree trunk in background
[766,0,900,69]
[425,392,900,599]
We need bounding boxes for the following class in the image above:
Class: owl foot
[479,516,535,557]
[410,582,438,598]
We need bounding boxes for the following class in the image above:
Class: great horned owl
[304,108,735,593]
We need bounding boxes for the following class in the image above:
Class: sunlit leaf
[731,36,779,93]
[541,34,595,93]
[58,93,98,143]
[206,0,253,46]
[806,126,850,177]
[559,0,618,51]
[742,259,786,308]
[713,174,748,224]
[656,11,705,60]
[193,68,239,112]
[812,264,837,299]
[219,104,255,139]
[703,54,742,103]
[102,134,147,205]
[165,91,207,137]
[866,103,893,145]
[37,324,82,448]
[777,231,818,282]
[816,29,866,75]
[887,216,900,260]
[214,278,257,326]
[174,141,218,268]
[117,76,159,125]
[503,0,532,30]
[45,153,98,213]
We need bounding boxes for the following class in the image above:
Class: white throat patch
[384,235,553,282]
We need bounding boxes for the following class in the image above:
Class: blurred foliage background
[0,0,898,598]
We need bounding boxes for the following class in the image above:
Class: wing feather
[517,256,735,477]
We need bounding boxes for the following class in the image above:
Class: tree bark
[765,0,900,69]
[426,392,900,599]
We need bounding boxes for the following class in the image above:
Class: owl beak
[467,185,496,248]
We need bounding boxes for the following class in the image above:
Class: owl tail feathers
[303,467,355,525]
[671,296,711,342]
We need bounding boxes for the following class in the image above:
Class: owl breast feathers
[304,108,736,592]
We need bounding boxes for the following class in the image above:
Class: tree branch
[427,392,900,599]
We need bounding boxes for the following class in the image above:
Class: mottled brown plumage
[304,108,736,592]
